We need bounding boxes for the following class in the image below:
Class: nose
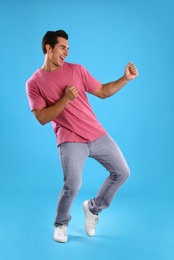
[64,48,68,56]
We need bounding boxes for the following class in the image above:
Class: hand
[124,62,138,81]
[65,85,78,102]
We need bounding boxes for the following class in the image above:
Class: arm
[33,85,78,125]
[93,62,138,99]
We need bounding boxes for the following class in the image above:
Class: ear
[45,44,52,53]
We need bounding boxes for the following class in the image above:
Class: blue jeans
[54,134,130,226]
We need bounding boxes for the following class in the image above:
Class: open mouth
[60,55,65,62]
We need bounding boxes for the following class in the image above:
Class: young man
[26,30,138,243]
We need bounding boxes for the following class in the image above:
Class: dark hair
[41,30,68,54]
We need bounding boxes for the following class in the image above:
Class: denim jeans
[54,134,130,227]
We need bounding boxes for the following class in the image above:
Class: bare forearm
[33,85,78,125]
[34,96,69,125]
[100,76,128,98]
[94,62,138,99]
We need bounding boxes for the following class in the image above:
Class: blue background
[1,0,174,259]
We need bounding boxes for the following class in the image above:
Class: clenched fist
[124,62,138,81]
[65,85,78,102]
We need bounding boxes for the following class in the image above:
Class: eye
[59,45,69,51]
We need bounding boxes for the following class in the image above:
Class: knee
[124,166,130,180]
[63,180,82,197]
[111,165,130,183]
[71,181,82,195]
[123,164,130,179]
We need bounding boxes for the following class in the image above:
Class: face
[46,37,69,69]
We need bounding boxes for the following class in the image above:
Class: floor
[1,183,173,260]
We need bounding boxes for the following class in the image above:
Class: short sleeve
[80,65,101,93]
[26,80,46,111]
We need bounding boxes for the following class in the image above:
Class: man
[26,30,138,243]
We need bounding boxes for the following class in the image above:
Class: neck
[40,64,61,72]
[40,57,62,72]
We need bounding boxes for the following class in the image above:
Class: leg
[88,134,130,215]
[54,142,89,226]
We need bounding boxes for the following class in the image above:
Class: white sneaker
[53,225,68,243]
[83,200,99,237]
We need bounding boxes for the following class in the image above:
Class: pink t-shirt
[26,62,106,145]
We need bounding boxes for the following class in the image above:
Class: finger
[129,68,137,74]
[71,87,78,96]
[129,65,138,75]
[72,87,78,92]
[66,85,76,90]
